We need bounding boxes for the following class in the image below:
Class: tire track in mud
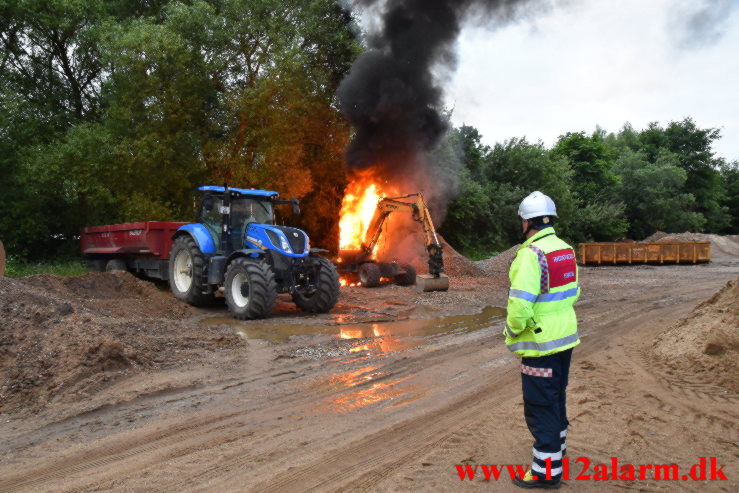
[0,412,246,492]
[295,281,736,493]
[160,338,512,492]
[243,297,654,492]
[2,268,736,492]
[250,376,519,493]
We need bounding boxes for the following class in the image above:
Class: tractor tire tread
[225,257,277,320]
[169,235,213,307]
[292,257,340,313]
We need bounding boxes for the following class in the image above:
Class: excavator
[336,193,449,292]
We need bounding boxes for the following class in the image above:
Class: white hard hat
[518,191,557,219]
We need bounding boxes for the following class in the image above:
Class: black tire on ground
[394,263,416,286]
[89,259,107,272]
[224,257,277,320]
[105,259,127,272]
[358,262,381,288]
[168,235,214,306]
[292,256,340,313]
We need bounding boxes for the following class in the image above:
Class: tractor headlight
[280,234,293,253]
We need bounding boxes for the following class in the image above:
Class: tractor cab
[198,186,277,251]
[196,185,304,256]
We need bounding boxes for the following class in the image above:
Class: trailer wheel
[292,256,340,313]
[88,259,106,272]
[225,257,277,320]
[358,262,381,288]
[169,235,213,306]
[394,263,416,286]
[105,259,127,272]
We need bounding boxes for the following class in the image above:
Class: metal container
[80,221,190,260]
[578,241,711,265]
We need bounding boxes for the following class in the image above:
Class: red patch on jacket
[546,249,577,288]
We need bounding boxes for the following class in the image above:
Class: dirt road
[1,242,737,492]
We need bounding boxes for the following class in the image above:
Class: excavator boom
[359,193,448,291]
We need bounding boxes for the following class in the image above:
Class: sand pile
[651,277,739,393]
[0,272,235,415]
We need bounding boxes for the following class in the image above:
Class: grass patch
[4,257,91,278]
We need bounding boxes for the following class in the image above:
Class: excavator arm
[360,193,445,278]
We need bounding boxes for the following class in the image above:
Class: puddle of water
[202,305,505,349]
[307,364,419,413]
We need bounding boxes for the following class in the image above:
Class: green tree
[635,118,730,231]
[552,131,619,204]
[613,149,705,239]
[1,0,360,257]
[441,132,581,255]
[719,160,739,234]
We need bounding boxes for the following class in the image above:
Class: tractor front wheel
[225,257,277,320]
[292,256,340,313]
[169,235,214,306]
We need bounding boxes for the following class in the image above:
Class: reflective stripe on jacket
[504,227,580,357]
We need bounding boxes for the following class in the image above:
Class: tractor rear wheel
[169,235,214,306]
[225,257,277,320]
[358,262,381,288]
[292,256,340,313]
[394,263,416,286]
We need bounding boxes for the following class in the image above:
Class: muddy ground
[0,234,737,492]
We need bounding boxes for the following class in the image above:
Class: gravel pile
[474,244,520,275]
[439,237,485,277]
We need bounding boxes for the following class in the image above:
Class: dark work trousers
[521,348,573,482]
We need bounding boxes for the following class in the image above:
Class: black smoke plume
[337,0,532,219]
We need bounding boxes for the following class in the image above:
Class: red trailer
[81,221,190,279]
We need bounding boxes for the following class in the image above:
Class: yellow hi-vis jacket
[504,227,580,357]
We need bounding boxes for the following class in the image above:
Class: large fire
[338,177,385,251]
[337,174,393,287]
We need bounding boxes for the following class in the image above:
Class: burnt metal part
[427,244,445,277]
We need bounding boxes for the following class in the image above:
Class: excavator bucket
[416,273,449,292]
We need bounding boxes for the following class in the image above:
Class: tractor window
[200,195,224,243]
[232,198,273,226]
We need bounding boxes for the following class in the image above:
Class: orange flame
[339,177,385,251]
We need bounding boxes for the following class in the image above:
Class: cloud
[669,0,739,50]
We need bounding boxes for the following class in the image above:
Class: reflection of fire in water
[338,324,418,354]
[311,365,415,413]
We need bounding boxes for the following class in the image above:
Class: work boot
[512,469,561,489]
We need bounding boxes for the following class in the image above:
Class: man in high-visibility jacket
[506,191,580,490]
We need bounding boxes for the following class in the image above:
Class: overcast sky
[444,0,739,161]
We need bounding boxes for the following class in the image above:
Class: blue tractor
[169,186,340,319]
